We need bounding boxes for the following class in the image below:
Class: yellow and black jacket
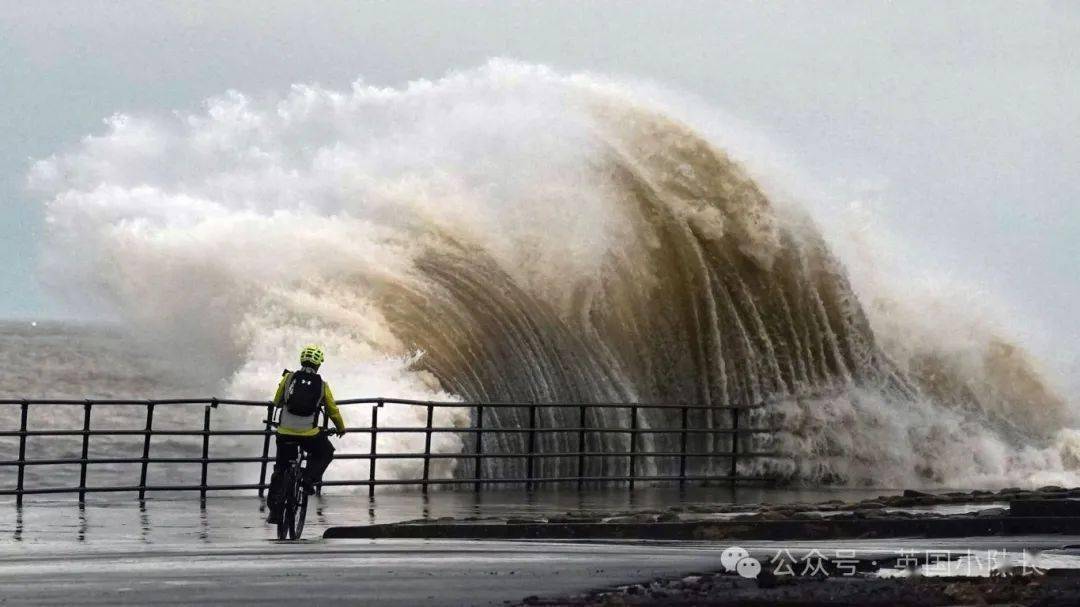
[272,369,346,437]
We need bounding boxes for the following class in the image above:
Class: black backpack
[284,369,323,417]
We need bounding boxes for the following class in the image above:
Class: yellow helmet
[299,344,325,367]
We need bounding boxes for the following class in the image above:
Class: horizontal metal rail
[0,426,777,437]
[0,474,776,497]
[0,451,783,466]
[0,397,768,410]
[0,397,783,503]
[0,429,268,437]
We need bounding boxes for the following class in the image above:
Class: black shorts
[274,431,335,468]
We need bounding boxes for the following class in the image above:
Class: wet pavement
[0,537,742,606]
[0,490,734,606]
[2,486,899,544]
[3,489,1080,605]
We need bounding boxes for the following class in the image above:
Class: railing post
[577,404,587,490]
[78,402,92,504]
[16,401,28,507]
[679,405,689,489]
[139,402,155,500]
[729,405,740,481]
[628,405,638,490]
[368,400,380,498]
[525,404,537,490]
[474,404,484,492]
[422,404,434,495]
[258,403,274,498]
[200,405,211,503]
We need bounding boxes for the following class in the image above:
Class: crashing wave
[31,60,1075,488]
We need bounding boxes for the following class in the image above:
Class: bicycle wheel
[276,500,290,540]
[277,469,296,540]
[291,482,308,539]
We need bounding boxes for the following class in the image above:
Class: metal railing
[0,397,779,504]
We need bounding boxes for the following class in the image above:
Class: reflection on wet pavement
[2,485,896,545]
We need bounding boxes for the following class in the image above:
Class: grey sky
[1,2,1077,369]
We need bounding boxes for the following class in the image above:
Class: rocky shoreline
[499,486,1080,606]
[323,486,1080,604]
[325,486,1080,540]
[405,486,1080,524]
[511,569,1080,606]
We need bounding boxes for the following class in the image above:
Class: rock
[1039,485,1065,493]
[944,582,984,604]
[1011,499,1080,517]
[548,515,593,523]
[693,524,752,540]
[856,509,891,520]
[656,512,680,522]
[902,489,934,498]
[976,507,1008,517]
[890,494,939,507]
[755,510,795,521]
[857,501,886,509]
[998,486,1024,495]
[605,514,658,524]
[756,568,778,589]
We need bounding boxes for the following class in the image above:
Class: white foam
[31,60,1077,488]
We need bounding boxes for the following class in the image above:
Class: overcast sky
[1,1,1077,369]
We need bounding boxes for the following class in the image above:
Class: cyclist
[266,344,346,524]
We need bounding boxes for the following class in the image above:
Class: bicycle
[265,420,311,540]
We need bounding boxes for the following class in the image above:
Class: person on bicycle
[266,344,346,524]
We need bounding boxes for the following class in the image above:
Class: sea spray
[29,60,1076,488]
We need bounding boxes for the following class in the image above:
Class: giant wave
[30,61,1078,488]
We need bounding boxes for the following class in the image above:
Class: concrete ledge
[1010,498,1080,517]
[324,516,1080,540]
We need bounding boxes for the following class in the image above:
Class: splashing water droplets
[33,61,1077,488]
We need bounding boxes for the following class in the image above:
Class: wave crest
[33,61,1074,487]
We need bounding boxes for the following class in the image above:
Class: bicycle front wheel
[277,501,292,540]
[292,488,308,539]
[277,470,296,540]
